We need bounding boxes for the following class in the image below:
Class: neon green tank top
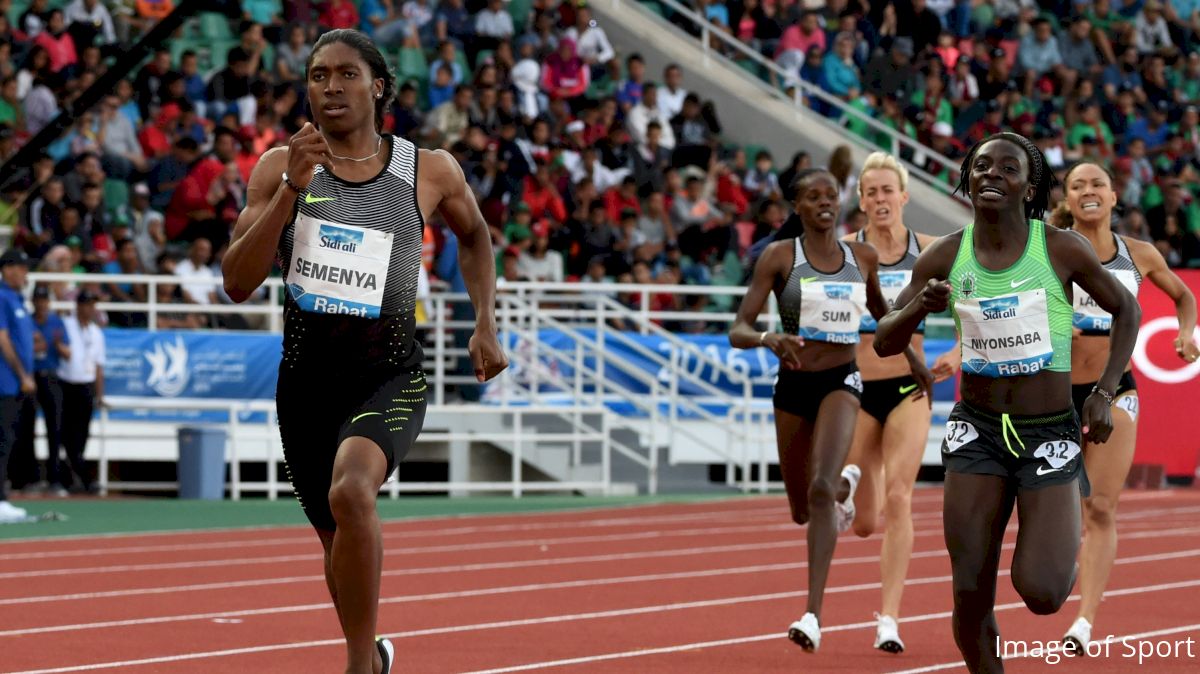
[948,219,1072,377]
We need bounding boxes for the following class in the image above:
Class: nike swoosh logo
[1036,465,1061,476]
[899,384,918,395]
[1011,278,1033,288]
[305,193,335,204]
[800,277,818,285]
[351,412,381,424]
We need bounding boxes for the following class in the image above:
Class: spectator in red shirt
[603,176,640,223]
[320,0,359,30]
[164,128,238,245]
[34,10,76,74]
[521,159,568,223]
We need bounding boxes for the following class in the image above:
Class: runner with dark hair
[874,132,1140,673]
[223,29,507,674]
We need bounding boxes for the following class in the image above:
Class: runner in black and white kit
[222,30,506,674]
[730,168,929,654]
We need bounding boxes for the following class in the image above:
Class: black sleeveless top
[277,135,426,373]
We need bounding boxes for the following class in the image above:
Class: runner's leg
[879,397,931,618]
[805,390,860,617]
[846,409,883,537]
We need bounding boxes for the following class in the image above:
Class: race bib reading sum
[286,214,393,318]
[798,281,867,344]
[957,289,1054,377]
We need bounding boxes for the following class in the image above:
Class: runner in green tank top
[874,132,1140,674]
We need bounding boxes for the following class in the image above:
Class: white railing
[493,291,764,492]
[94,397,615,498]
[612,0,968,204]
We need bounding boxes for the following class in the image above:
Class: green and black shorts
[941,402,1088,494]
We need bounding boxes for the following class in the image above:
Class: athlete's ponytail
[1049,200,1074,230]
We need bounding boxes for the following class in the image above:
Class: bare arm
[221,148,293,302]
[875,234,960,356]
[223,124,333,303]
[428,150,496,330]
[729,240,785,349]
[855,241,932,398]
[1055,230,1141,395]
[1128,236,1197,360]
[0,329,26,380]
[425,150,507,380]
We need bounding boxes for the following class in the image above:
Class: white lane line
[8,542,1200,638]
[461,579,1200,674]
[14,573,1199,674]
[4,514,1196,608]
[0,504,794,561]
[0,522,800,579]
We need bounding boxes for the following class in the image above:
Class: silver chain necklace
[327,134,382,162]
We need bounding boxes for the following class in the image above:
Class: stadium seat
[507,0,534,29]
[103,179,129,217]
[198,12,235,41]
[474,49,494,69]
[397,47,429,85]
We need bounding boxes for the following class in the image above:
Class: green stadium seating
[198,12,235,41]
[102,179,129,218]
[397,47,429,84]
[507,0,534,30]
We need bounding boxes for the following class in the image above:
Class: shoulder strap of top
[388,135,417,188]
[908,228,922,255]
[856,229,866,243]
[792,236,805,268]
[1113,232,1131,261]
[841,240,860,269]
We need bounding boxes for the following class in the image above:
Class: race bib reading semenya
[1072,269,1138,333]
[957,289,1053,377]
[285,214,393,318]
[799,281,867,344]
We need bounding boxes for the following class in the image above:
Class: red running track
[1,489,1199,673]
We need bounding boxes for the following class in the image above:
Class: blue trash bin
[177,427,227,500]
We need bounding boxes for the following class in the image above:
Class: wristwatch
[281,172,304,194]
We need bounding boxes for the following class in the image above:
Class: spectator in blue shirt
[16,286,70,497]
[0,249,34,522]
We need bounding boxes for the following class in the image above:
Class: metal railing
[612,0,969,205]
[94,397,616,498]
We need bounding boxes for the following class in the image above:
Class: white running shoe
[0,501,28,523]
[874,613,905,654]
[1062,617,1092,657]
[788,612,821,652]
[376,636,395,674]
[835,464,861,533]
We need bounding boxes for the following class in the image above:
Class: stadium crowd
[0,0,1195,337]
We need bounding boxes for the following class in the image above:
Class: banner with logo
[103,330,281,422]
[1131,270,1200,478]
[496,329,960,404]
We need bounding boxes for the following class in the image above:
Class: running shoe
[1062,617,1091,656]
[835,464,861,533]
[788,612,821,652]
[0,501,27,523]
[376,637,394,674]
[873,613,905,654]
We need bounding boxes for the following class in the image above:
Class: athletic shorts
[860,374,921,425]
[773,361,863,422]
[1071,371,1138,422]
[941,402,1088,494]
[276,367,429,532]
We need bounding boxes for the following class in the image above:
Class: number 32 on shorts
[1034,440,1081,470]
[943,420,979,453]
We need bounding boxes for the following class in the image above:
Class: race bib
[860,270,911,332]
[943,419,979,453]
[957,289,1054,377]
[1072,269,1139,333]
[1115,393,1139,421]
[1033,440,1081,469]
[798,281,866,344]
[285,214,393,318]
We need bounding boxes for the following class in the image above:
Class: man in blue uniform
[0,249,35,522]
